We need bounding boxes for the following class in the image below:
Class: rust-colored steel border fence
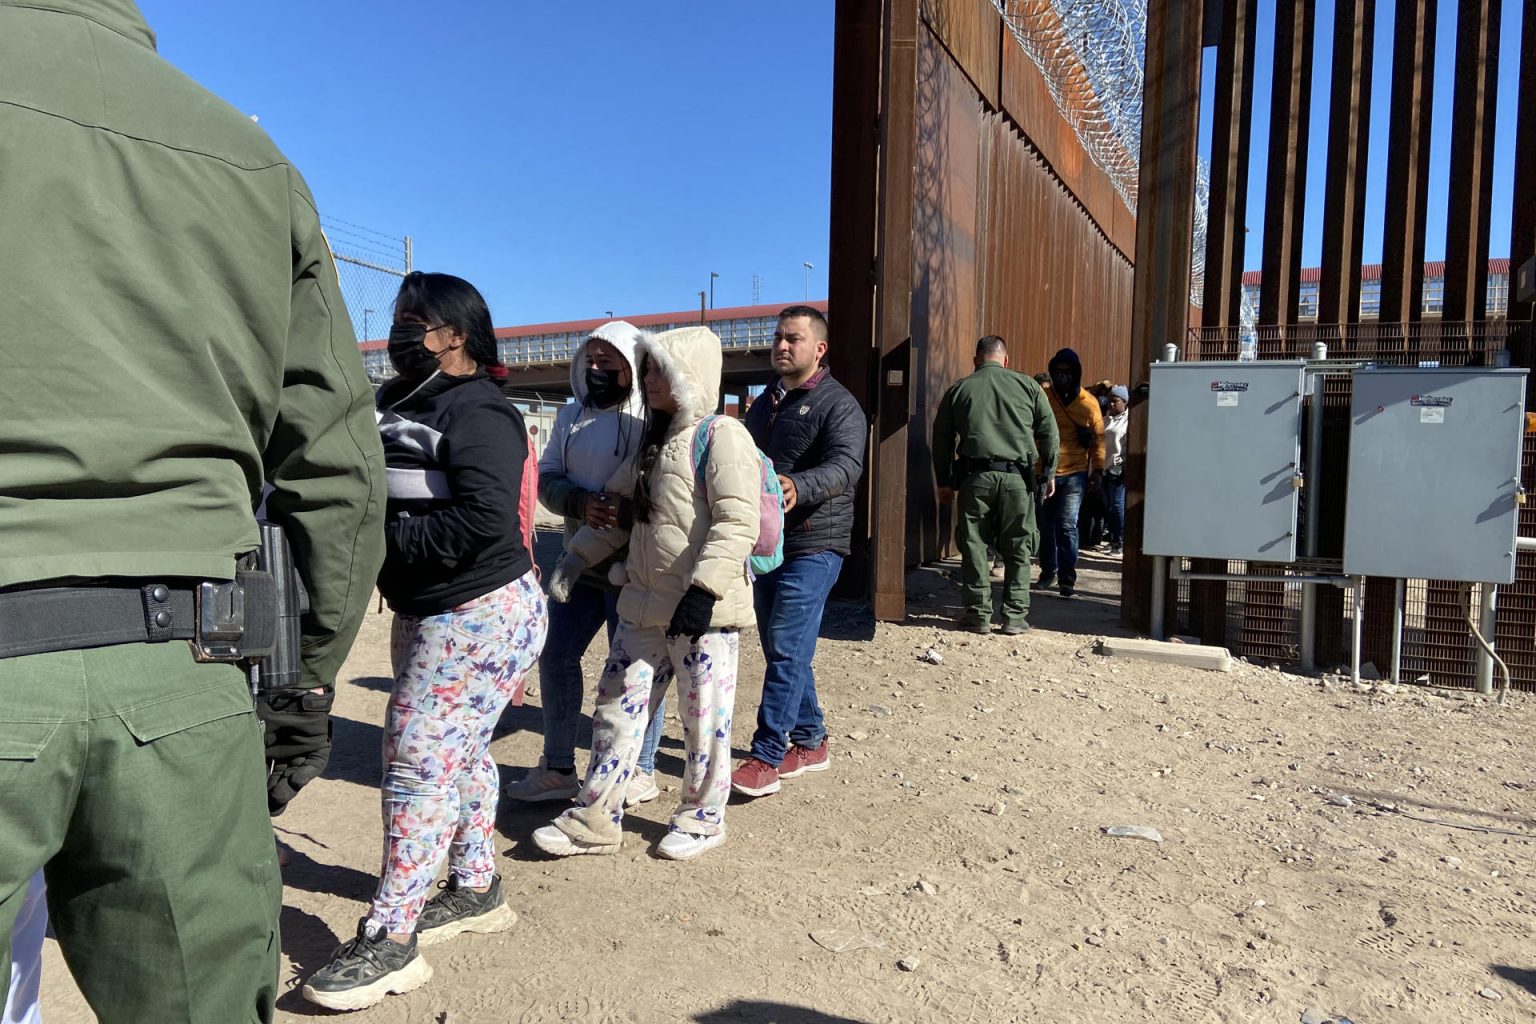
[830,0,1138,616]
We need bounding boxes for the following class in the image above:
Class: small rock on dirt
[1299,1009,1331,1024]
[897,957,920,972]
[867,704,893,718]
[1083,934,1103,947]
[987,802,1007,815]
[1478,987,1502,1001]
[1102,825,1163,844]
[914,879,938,896]
[847,730,870,741]
[919,648,944,665]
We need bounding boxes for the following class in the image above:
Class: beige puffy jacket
[613,326,760,631]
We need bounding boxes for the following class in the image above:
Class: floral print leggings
[554,623,737,848]
[368,572,547,934]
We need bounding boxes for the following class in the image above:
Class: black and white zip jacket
[376,369,531,616]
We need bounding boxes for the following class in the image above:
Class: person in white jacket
[3,872,45,1024]
[504,322,668,808]
[533,326,759,862]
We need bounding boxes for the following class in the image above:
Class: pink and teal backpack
[689,414,785,577]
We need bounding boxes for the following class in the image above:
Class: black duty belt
[0,580,276,663]
[967,457,1026,474]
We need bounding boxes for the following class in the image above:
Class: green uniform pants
[956,469,1038,626]
[0,642,280,1023]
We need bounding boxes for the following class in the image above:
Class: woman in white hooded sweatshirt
[504,321,668,807]
[533,326,759,861]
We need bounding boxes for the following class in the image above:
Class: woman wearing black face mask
[504,320,669,812]
[303,272,548,1011]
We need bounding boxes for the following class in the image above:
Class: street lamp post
[363,308,374,342]
[802,262,814,301]
[709,271,719,309]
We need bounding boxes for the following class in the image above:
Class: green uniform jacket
[931,362,1060,487]
[0,0,386,688]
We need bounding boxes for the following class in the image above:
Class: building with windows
[1239,259,1511,321]
[359,300,826,384]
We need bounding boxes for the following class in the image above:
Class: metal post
[1475,584,1498,694]
[1351,577,1364,686]
[403,235,413,273]
[1391,577,1405,683]
[1150,556,1168,640]
[1298,367,1326,672]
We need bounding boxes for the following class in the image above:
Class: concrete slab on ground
[1097,636,1235,672]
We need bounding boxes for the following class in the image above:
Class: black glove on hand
[255,687,335,816]
[666,585,718,641]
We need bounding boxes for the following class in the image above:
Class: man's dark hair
[975,335,1008,359]
[395,271,502,368]
[778,304,829,342]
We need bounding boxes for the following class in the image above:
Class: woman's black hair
[394,271,502,368]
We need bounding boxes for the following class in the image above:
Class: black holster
[247,523,309,694]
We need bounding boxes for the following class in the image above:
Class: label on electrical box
[1212,380,1247,409]
[1412,394,1451,424]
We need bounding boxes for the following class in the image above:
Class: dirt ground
[39,539,1536,1023]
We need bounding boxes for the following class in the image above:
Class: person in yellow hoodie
[1037,348,1105,597]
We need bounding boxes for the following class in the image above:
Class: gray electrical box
[1343,367,1527,583]
[1144,360,1306,561]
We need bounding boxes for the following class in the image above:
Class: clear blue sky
[1200,0,1524,273]
[137,0,1521,329]
[137,1,835,326]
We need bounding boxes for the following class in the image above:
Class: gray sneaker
[415,874,517,947]
[503,757,581,803]
[302,919,432,1012]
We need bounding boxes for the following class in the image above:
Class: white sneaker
[530,824,620,858]
[624,769,660,808]
[656,827,726,862]
[503,758,580,803]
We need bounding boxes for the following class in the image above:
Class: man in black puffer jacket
[731,305,867,799]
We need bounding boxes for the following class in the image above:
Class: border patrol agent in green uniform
[932,336,1059,634]
[0,2,386,1020]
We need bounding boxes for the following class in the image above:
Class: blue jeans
[1039,471,1087,589]
[1102,472,1125,546]
[538,580,665,773]
[749,550,842,766]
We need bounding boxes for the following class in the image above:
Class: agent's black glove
[666,585,718,641]
[255,687,335,816]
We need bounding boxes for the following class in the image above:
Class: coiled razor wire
[997,0,1210,307]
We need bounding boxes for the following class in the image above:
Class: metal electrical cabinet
[1144,360,1307,561]
[1343,367,1528,584]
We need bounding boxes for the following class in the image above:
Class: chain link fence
[321,218,410,347]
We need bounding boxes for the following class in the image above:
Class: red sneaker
[730,757,781,797]
[779,739,830,780]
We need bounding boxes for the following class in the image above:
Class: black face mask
[388,322,442,379]
[584,367,628,408]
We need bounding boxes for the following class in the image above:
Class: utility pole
[802,261,814,300]
[709,271,719,309]
[363,308,374,342]
[698,291,707,325]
